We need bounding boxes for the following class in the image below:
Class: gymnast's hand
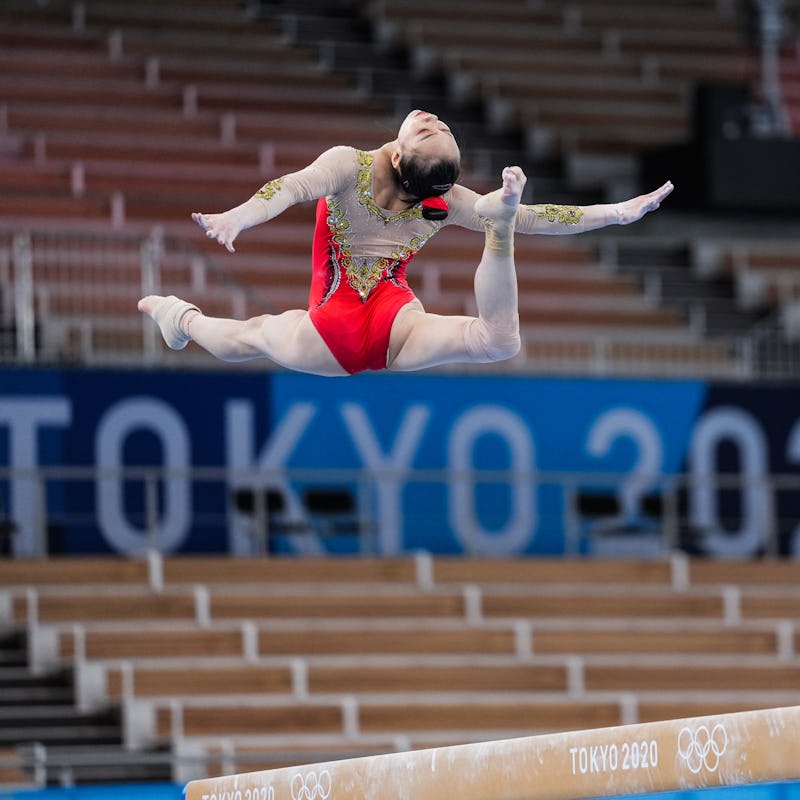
[192,211,241,253]
[615,181,674,225]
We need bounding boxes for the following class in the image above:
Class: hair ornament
[421,196,449,221]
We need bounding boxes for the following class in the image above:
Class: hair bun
[421,196,448,221]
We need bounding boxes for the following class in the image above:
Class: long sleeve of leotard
[213,146,357,234]
[443,183,619,235]
[251,145,356,216]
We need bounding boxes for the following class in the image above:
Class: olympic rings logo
[290,771,332,800]
[677,724,728,773]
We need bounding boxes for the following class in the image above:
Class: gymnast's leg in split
[386,165,526,372]
[135,297,349,376]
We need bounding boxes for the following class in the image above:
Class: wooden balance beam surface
[184,704,800,800]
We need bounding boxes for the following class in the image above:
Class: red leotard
[308,197,417,374]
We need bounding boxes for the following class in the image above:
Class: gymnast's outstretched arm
[514,180,674,234]
[192,145,356,252]
[446,181,674,235]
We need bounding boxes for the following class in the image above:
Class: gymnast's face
[395,109,460,166]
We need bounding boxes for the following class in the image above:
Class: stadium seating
[0,0,749,376]
[2,554,800,780]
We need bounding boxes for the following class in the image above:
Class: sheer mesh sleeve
[251,145,357,220]
[443,187,589,235]
[514,203,587,235]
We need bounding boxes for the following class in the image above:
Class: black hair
[397,153,460,200]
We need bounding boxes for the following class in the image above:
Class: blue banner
[1,367,798,557]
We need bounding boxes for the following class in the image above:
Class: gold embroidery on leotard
[254,177,284,201]
[326,196,437,301]
[327,195,383,301]
[390,234,436,264]
[355,150,424,224]
[526,203,584,225]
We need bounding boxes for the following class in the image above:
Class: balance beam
[184,704,800,800]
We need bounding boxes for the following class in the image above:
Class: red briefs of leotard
[308,198,417,374]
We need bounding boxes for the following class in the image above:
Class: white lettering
[95,397,191,554]
[587,407,663,523]
[225,400,316,554]
[448,406,536,554]
[608,744,618,771]
[569,741,656,775]
[689,407,771,557]
[0,398,71,556]
[341,402,430,555]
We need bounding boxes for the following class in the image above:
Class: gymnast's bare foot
[474,166,527,224]
[138,294,201,350]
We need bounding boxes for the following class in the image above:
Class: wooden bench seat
[437,269,637,298]
[5,103,223,140]
[357,699,620,734]
[637,699,788,724]
[51,322,149,361]
[493,77,684,108]
[450,48,747,90]
[530,626,779,656]
[307,663,568,695]
[36,286,252,321]
[210,591,466,621]
[741,594,800,619]
[481,590,725,620]
[415,27,604,58]
[569,3,737,32]
[515,98,687,132]
[689,559,800,586]
[258,627,518,657]
[431,557,674,585]
[0,22,109,54]
[608,339,732,364]
[719,243,800,273]
[0,76,183,111]
[3,0,257,37]
[0,557,149,586]
[161,556,418,585]
[524,338,735,376]
[517,305,683,330]
[106,664,294,699]
[418,227,594,265]
[18,131,260,169]
[201,741,394,774]
[0,192,110,222]
[13,590,197,625]
[59,627,246,661]
[584,662,800,692]
[0,51,143,82]
[376,0,734,36]
[157,703,343,739]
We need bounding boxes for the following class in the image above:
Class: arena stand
[1,0,790,377]
[2,0,800,793]
[2,554,800,785]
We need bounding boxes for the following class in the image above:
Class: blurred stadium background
[1,0,800,797]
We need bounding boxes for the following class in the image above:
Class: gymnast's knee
[464,317,521,362]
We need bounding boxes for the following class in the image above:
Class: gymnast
[139,109,673,376]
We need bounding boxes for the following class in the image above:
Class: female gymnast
[139,109,673,376]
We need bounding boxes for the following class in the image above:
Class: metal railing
[2,464,799,559]
[1,225,794,378]
[0,226,270,368]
